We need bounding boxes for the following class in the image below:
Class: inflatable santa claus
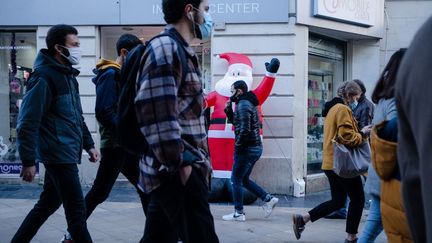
[206,53,280,201]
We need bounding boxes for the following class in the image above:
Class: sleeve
[335,108,364,148]
[252,75,276,105]
[224,102,234,123]
[357,106,371,129]
[384,99,397,121]
[82,119,95,152]
[95,69,119,130]
[135,39,184,172]
[16,77,52,166]
[235,101,252,148]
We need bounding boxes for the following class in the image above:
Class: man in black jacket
[222,80,278,221]
[12,24,99,243]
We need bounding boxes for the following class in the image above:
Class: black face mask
[230,90,239,102]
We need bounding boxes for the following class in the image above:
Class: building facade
[0,0,431,195]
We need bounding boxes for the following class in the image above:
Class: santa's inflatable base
[209,178,257,204]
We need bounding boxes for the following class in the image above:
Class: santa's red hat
[219,53,253,68]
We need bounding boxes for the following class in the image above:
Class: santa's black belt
[210,118,263,128]
[210,118,228,124]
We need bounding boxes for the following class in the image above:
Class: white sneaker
[262,197,279,218]
[60,233,74,243]
[222,212,246,221]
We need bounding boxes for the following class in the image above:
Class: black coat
[230,91,262,150]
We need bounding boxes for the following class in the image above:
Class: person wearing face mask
[11,24,99,243]
[190,6,213,40]
[135,0,219,242]
[222,80,279,222]
[59,34,149,243]
[352,79,375,131]
[293,81,368,243]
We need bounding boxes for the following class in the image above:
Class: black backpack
[117,30,189,155]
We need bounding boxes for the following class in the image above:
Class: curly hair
[337,81,362,100]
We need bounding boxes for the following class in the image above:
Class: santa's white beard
[215,77,253,97]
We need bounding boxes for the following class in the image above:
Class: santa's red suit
[205,53,279,178]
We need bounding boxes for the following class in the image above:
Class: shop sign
[0,0,288,25]
[122,0,289,24]
[0,163,39,176]
[313,0,376,27]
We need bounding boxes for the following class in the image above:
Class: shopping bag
[333,140,370,178]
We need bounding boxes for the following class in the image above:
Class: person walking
[61,34,149,242]
[292,81,368,243]
[12,24,99,243]
[357,49,406,243]
[326,79,374,220]
[135,0,219,242]
[222,80,279,221]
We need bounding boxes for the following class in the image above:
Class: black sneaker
[292,214,305,240]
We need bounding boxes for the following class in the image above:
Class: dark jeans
[231,146,267,212]
[309,170,365,234]
[140,167,219,243]
[11,164,92,243]
[85,147,149,217]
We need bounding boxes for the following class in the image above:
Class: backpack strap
[144,30,190,87]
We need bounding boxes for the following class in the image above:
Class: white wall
[349,39,381,98]
[380,1,432,70]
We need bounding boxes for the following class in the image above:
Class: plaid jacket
[135,26,211,193]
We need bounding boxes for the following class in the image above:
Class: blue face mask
[349,100,358,110]
[198,12,213,40]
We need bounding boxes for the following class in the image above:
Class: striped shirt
[135,25,211,193]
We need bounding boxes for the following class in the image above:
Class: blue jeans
[231,146,267,212]
[358,195,383,243]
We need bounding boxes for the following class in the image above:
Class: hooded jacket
[232,91,262,150]
[92,59,121,148]
[17,49,94,166]
[371,120,413,243]
[353,95,375,129]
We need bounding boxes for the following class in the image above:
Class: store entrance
[307,34,345,174]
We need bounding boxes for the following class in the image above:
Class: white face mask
[59,45,81,65]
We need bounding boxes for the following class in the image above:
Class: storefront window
[0,31,36,177]
[307,34,345,174]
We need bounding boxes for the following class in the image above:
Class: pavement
[0,184,388,243]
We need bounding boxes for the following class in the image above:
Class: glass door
[307,34,345,174]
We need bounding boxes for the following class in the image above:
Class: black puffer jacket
[232,91,262,150]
